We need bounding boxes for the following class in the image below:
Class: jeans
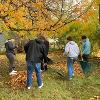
[82,54,89,62]
[6,53,15,72]
[27,62,42,87]
[67,57,77,78]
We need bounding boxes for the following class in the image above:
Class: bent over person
[64,36,80,80]
[24,36,47,89]
[5,39,17,75]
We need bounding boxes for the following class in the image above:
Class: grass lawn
[0,52,100,100]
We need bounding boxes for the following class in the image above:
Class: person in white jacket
[64,36,80,80]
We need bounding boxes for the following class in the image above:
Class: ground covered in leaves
[0,51,100,100]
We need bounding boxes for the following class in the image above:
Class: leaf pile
[48,51,84,76]
[6,71,37,89]
[50,61,83,76]
[89,96,99,100]
[74,62,84,76]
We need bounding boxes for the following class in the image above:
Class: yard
[0,51,100,100]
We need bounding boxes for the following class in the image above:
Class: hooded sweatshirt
[64,41,80,58]
[24,39,47,63]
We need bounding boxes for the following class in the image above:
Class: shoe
[27,86,31,90]
[72,73,74,76]
[12,70,17,73]
[69,77,72,80]
[9,71,17,75]
[38,83,43,89]
[40,70,43,72]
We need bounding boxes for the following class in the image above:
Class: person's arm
[24,41,30,53]
[5,42,8,49]
[46,40,49,54]
[76,44,80,56]
[82,42,90,54]
[8,42,17,50]
[42,44,47,63]
[44,40,49,55]
[63,44,69,56]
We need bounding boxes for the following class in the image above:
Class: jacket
[44,40,49,55]
[82,38,91,55]
[64,41,80,58]
[24,39,47,63]
[5,41,16,54]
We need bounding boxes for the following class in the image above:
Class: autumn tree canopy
[0,0,94,33]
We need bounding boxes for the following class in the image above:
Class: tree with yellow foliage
[0,0,94,35]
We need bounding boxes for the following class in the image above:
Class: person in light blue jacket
[81,36,91,62]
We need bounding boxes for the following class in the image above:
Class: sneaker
[12,70,17,73]
[9,71,17,75]
[69,77,72,80]
[72,73,74,77]
[38,83,43,89]
[40,70,43,72]
[27,86,31,90]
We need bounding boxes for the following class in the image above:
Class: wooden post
[99,4,100,23]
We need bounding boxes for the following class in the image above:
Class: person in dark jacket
[38,36,49,71]
[24,36,47,89]
[5,39,17,75]
[44,38,49,56]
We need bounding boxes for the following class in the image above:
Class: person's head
[8,38,15,42]
[81,35,87,40]
[67,36,73,41]
[37,35,45,42]
[81,35,87,42]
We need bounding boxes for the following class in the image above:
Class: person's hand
[63,52,67,56]
[43,63,47,66]
[15,45,18,48]
[80,41,82,44]
[63,52,65,56]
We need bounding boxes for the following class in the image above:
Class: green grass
[0,54,100,100]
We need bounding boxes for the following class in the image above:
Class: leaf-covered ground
[0,51,100,100]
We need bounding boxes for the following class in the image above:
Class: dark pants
[6,53,15,72]
[82,54,89,62]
